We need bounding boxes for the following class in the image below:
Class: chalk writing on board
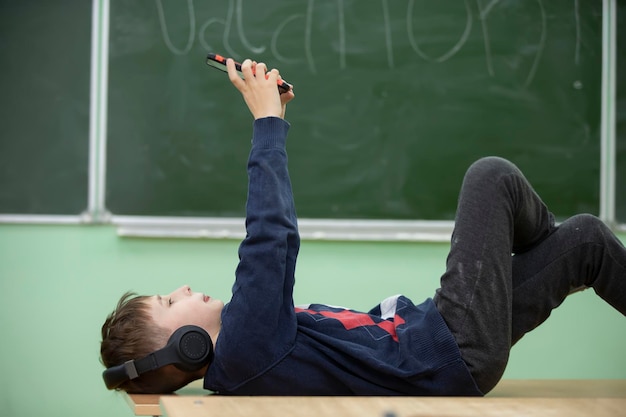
[156,0,195,55]
[475,0,547,87]
[574,0,581,65]
[407,0,472,65]
[157,0,581,87]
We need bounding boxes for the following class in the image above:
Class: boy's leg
[433,157,557,394]
[434,157,626,394]
[510,213,626,345]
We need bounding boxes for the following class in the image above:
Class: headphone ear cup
[168,325,214,371]
[102,325,214,389]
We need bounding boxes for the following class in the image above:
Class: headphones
[102,325,214,390]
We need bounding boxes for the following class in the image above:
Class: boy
[101,58,626,396]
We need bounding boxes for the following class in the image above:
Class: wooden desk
[160,396,626,417]
[123,380,626,417]
[124,380,205,416]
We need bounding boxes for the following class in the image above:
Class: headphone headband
[102,325,213,390]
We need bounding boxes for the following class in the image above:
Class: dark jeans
[433,157,626,394]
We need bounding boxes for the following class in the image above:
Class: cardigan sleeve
[211,117,300,387]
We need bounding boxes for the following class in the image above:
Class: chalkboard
[617,1,626,224]
[0,1,91,215]
[106,0,603,221]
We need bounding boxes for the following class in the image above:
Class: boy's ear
[102,325,213,390]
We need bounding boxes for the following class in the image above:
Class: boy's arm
[217,59,298,378]
[227,116,299,340]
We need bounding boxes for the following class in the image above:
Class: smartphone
[206,53,293,94]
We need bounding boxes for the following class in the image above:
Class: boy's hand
[226,58,295,120]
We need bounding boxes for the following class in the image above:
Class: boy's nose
[169,285,191,299]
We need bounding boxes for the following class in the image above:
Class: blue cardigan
[204,117,481,396]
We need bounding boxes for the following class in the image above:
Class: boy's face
[149,285,223,344]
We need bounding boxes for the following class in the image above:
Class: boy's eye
[168,298,173,306]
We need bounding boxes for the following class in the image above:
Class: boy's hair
[100,292,197,393]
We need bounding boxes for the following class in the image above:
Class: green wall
[0,224,624,417]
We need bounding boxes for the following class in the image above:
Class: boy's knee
[571,213,603,228]
[463,157,520,187]
[468,156,516,175]
[567,213,610,243]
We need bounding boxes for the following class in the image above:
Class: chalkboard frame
[105,0,624,240]
[1,0,623,241]
[0,0,95,222]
